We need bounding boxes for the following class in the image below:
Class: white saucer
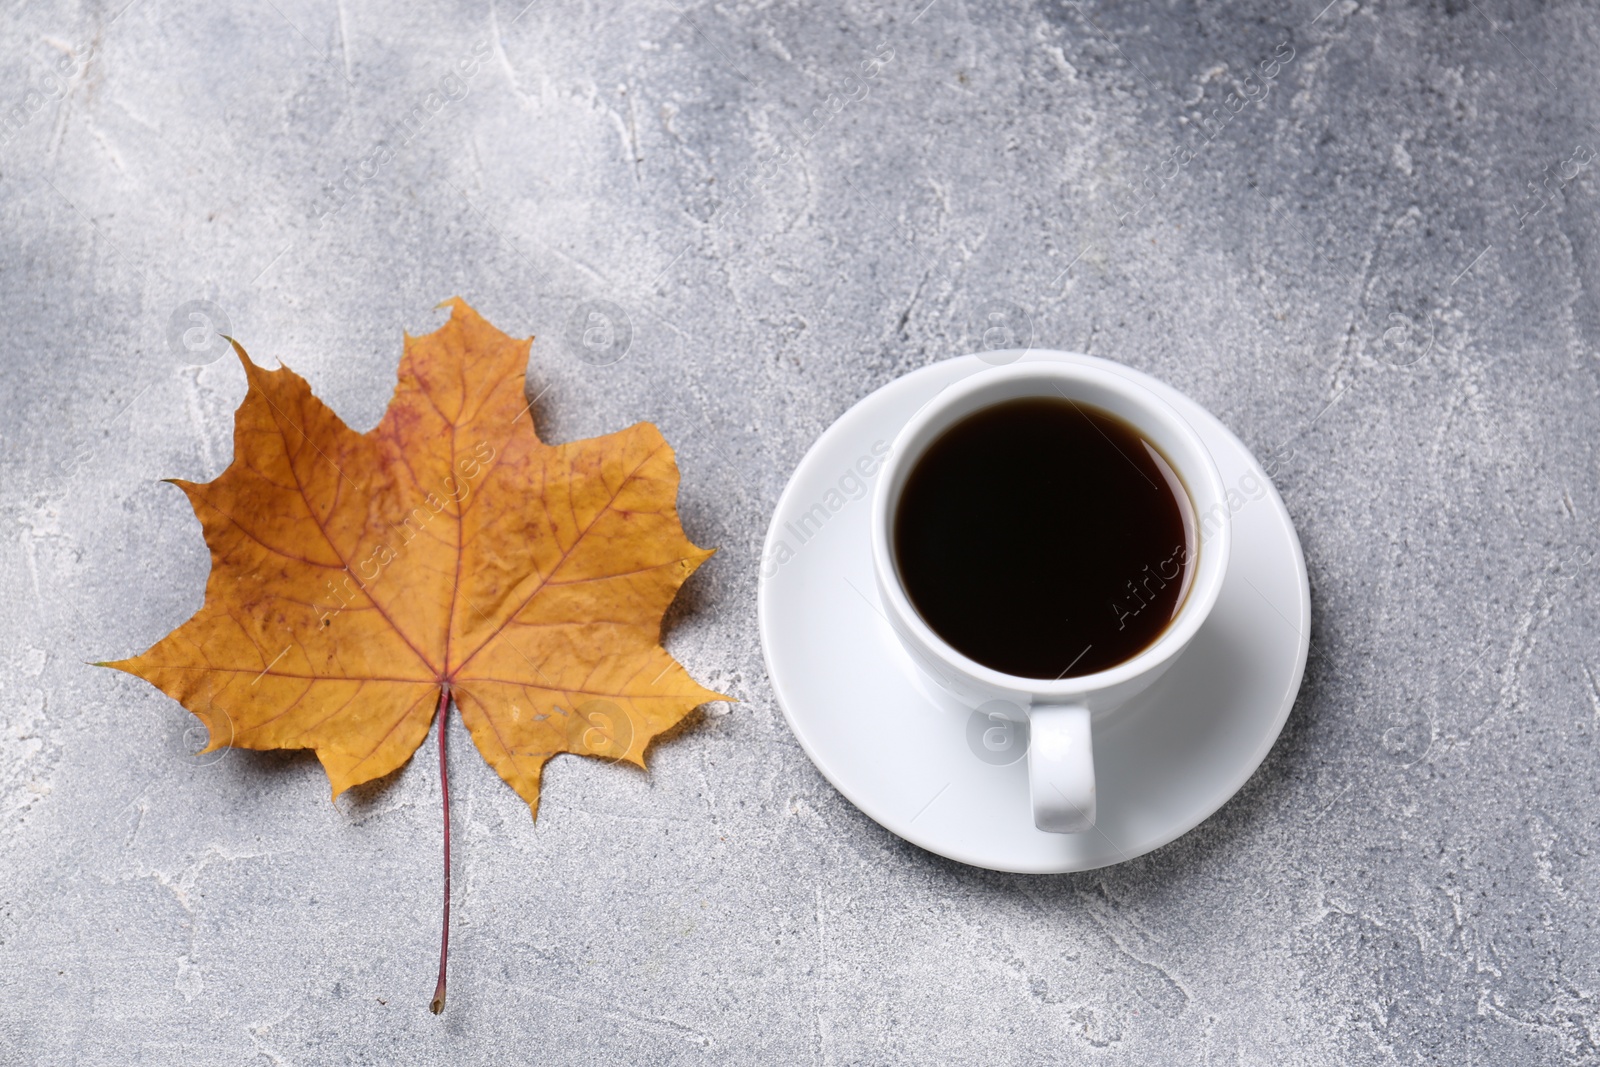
[757,351,1310,873]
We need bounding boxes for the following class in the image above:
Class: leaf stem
[429,685,452,1015]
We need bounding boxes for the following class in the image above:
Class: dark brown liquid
[893,397,1195,679]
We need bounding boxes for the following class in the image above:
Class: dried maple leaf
[101,298,725,1010]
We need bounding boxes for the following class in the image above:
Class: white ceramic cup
[870,361,1232,834]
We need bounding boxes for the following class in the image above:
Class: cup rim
[870,359,1232,699]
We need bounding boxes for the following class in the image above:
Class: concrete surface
[2,0,1598,1063]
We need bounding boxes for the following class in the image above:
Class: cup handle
[1028,704,1096,833]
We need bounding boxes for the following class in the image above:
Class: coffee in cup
[892,396,1197,680]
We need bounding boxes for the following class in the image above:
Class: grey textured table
[2,0,1596,1063]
